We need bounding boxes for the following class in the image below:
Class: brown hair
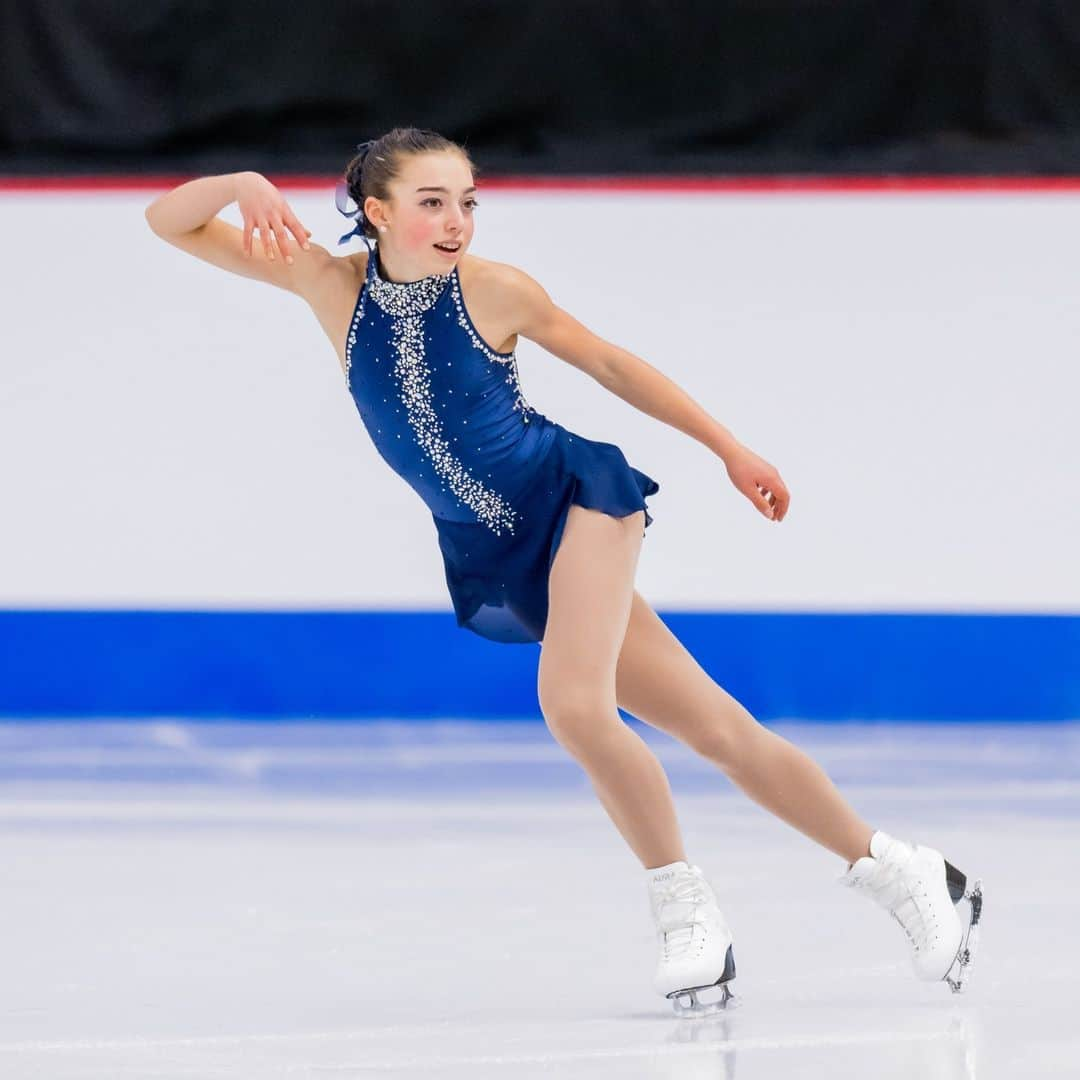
[343,127,477,240]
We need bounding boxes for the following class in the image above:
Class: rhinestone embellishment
[344,249,530,536]
[387,312,518,535]
[449,272,535,423]
[368,259,450,317]
[345,286,367,390]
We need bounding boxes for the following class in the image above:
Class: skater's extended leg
[614,592,982,997]
[614,590,875,866]
[538,506,688,870]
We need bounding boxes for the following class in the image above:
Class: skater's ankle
[851,830,874,865]
[843,835,874,871]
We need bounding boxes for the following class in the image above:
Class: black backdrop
[4,0,1080,175]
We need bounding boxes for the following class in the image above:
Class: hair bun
[336,128,472,248]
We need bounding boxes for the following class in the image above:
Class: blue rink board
[0,609,1076,721]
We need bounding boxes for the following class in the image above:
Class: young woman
[144,126,982,1018]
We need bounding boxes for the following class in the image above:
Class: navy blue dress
[344,244,659,645]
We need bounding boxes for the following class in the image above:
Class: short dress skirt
[432,421,659,645]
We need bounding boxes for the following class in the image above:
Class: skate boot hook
[839,830,983,993]
[646,860,737,1018]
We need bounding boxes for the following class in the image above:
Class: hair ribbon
[336,140,377,247]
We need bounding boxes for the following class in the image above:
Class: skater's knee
[689,710,766,775]
[539,686,619,753]
[687,725,740,772]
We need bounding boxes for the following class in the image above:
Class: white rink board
[2,187,1077,610]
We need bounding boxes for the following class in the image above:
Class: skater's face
[366,150,476,273]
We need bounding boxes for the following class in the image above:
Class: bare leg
[615,591,875,866]
[538,506,688,869]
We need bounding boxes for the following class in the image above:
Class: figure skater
[144,126,982,1017]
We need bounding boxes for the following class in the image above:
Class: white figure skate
[647,860,736,1018]
[838,829,983,993]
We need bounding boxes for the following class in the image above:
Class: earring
[378,226,387,233]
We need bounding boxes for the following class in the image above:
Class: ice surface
[0,719,1075,1078]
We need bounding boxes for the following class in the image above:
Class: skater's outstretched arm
[494,264,790,522]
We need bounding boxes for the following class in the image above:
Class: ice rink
[0,718,1074,1078]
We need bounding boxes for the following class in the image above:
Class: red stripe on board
[474,175,1080,194]
[4,174,1080,194]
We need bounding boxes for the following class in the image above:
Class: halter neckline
[366,243,452,317]
[367,244,448,284]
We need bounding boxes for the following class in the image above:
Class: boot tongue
[869,830,895,859]
[840,833,911,901]
[841,831,899,877]
[648,860,690,889]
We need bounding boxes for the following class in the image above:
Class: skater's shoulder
[455,255,553,321]
[455,252,529,294]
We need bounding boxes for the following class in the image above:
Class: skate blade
[667,943,737,1018]
[669,980,736,1018]
[944,877,983,994]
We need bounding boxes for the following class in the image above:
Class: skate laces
[652,868,712,959]
[853,844,933,954]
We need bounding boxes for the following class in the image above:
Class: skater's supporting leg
[538,505,688,870]
[615,590,875,866]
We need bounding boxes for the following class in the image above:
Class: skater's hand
[725,445,789,521]
[234,171,312,263]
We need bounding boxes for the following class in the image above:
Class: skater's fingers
[259,220,277,261]
[283,208,312,251]
[269,213,292,262]
[762,477,790,522]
